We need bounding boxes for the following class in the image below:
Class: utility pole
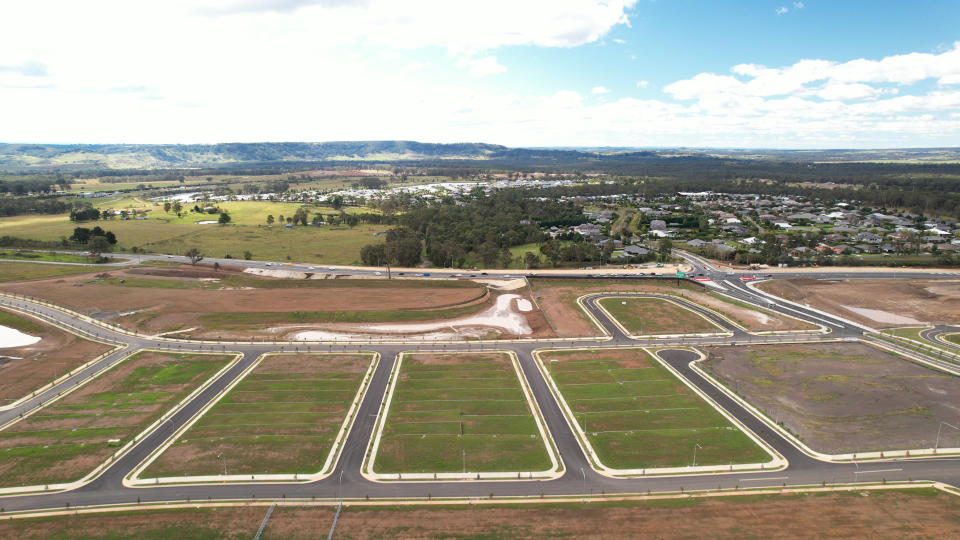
[693,442,702,467]
[217,452,227,476]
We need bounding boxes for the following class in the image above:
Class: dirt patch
[408,352,509,366]
[532,279,812,337]
[758,278,960,328]
[702,342,960,453]
[0,269,487,337]
[0,307,114,406]
[541,348,655,369]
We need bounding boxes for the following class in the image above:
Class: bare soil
[0,268,488,337]
[0,307,114,406]
[702,342,960,453]
[532,279,813,337]
[1,489,957,538]
[758,278,960,328]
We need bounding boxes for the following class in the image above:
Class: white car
[265,262,272,266]
[375,271,382,276]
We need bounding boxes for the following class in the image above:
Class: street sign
[676,270,686,279]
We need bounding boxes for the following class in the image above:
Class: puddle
[0,324,41,348]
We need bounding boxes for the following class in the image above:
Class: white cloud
[793,2,804,9]
[940,74,960,85]
[613,38,626,45]
[457,56,507,77]
[776,6,788,15]
[591,85,610,94]
[636,80,649,88]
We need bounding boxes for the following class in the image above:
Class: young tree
[243,250,253,260]
[266,214,274,225]
[185,248,203,265]
[163,201,172,213]
[218,212,231,225]
[87,236,112,259]
[172,201,182,214]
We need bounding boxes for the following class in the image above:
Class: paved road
[1,259,959,513]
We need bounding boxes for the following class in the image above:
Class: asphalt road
[0,258,959,513]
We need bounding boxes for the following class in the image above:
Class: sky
[1,0,960,148]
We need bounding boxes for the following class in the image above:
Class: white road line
[739,476,789,482]
[854,468,903,474]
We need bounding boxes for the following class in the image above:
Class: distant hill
[0,140,958,172]
[0,141,509,171]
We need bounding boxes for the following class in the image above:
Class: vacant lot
[0,351,231,487]
[0,308,115,406]
[374,352,552,474]
[531,279,814,337]
[540,348,767,469]
[598,297,723,335]
[143,353,373,478]
[0,268,489,339]
[758,278,960,328]
[3,489,957,538]
[702,342,960,453]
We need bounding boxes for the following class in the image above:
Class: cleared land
[0,308,114,406]
[0,267,491,339]
[143,353,373,478]
[531,279,815,337]
[3,489,958,538]
[0,250,119,264]
[702,342,960,453]
[540,348,767,469]
[598,297,723,335]
[758,277,960,328]
[374,352,552,474]
[0,351,231,487]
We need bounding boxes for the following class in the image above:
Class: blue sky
[1,1,959,148]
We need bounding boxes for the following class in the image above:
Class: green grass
[374,352,552,474]
[598,297,721,335]
[0,261,103,282]
[143,353,373,477]
[541,349,768,470]
[947,334,960,345]
[0,351,232,487]
[0,308,46,334]
[0,201,388,265]
[882,327,929,342]
[0,250,118,264]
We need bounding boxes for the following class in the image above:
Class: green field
[948,334,960,345]
[143,353,373,478]
[374,352,552,474]
[0,200,386,264]
[598,297,722,335]
[540,348,768,470]
[0,250,119,264]
[0,351,232,487]
[0,261,105,282]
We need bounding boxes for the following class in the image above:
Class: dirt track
[702,342,960,453]
[758,278,960,328]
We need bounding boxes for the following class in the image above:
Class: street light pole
[217,452,227,476]
[693,442,702,467]
[581,467,586,502]
[935,421,959,450]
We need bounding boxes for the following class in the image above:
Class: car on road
[328,266,335,270]
[374,271,382,276]
[265,262,272,266]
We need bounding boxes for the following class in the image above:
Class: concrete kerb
[126,351,382,487]
[876,327,960,362]
[588,293,733,340]
[0,349,244,498]
[708,289,829,336]
[742,281,876,333]
[0,480,949,521]
[362,349,563,482]
[686,341,960,463]
[531,345,785,479]
[0,301,128,412]
[0,347,137,432]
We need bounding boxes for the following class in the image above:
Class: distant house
[623,245,649,256]
[686,239,707,248]
[854,232,882,243]
[650,219,667,231]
